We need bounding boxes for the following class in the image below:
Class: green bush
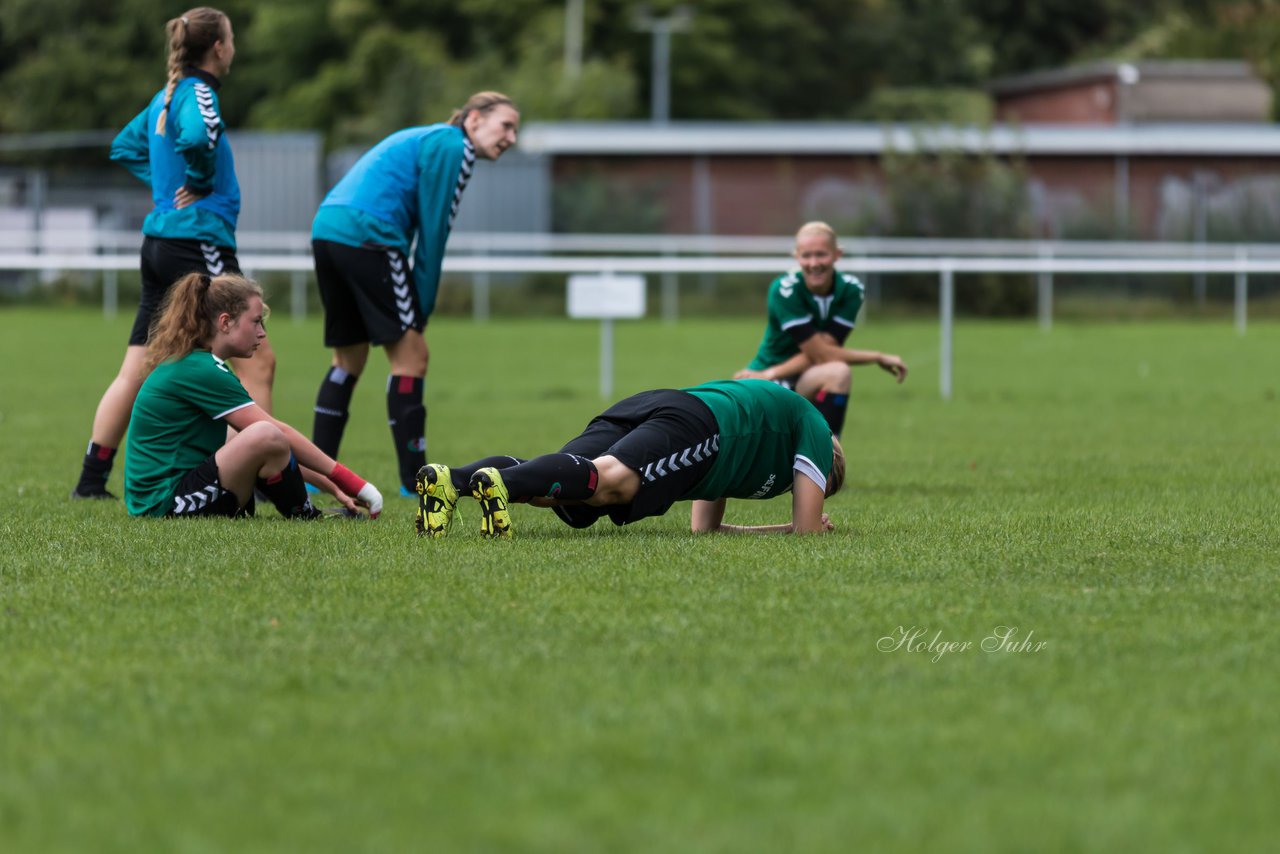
[847,132,1036,316]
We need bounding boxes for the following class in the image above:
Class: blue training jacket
[312,124,477,317]
[110,68,239,249]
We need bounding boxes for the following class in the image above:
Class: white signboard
[567,274,646,319]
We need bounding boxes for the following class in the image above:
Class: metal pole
[661,270,678,324]
[1114,154,1129,234]
[564,0,583,80]
[634,7,690,123]
[103,268,118,319]
[473,271,491,323]
[1037,247,1053,332]
[1192,173,1209,307]
[600,318,614,399]
[291,270,306,322]
[1234,246,1248,336]
[693,155,714,298]
[652,24,670,123]
[30,170,47,255]
[940,264,954,401]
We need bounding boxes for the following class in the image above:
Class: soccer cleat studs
[415,463,458,538]
[469,467,512,539]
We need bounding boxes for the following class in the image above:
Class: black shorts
[554,389,719,528]
[313,239,424,347]
[131,237,241,345]
[165,455,252,518]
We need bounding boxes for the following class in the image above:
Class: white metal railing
[7,228,1280,259]
[1,251,1271,400]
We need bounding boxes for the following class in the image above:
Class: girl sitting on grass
[124,272,383,520]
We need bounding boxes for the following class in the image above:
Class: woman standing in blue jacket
[72,6,275,499]
[309,92,520,495]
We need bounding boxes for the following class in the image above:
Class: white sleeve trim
[781,315,813,331]
[214,400,256,421]
[831,315,856,328]
[794,454,827,494]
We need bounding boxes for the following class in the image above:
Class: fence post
[103,268,118,319]
[940,262,954,401]
[290,270,306,322]
[661,246,678,325]
[600,317,614,400]
[473,271,491,323]
[1234,246,1248,336]
[1037,246,1053,332]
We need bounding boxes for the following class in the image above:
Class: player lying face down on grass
[414,379,845,538]
[123,272,384,520]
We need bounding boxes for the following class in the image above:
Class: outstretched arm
[225,404,383,516]
[798,334,908,383]
[737,333,907,383]
[734,350,813,381]
[690,474,833,535]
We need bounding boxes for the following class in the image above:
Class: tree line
[1,0,1275,148]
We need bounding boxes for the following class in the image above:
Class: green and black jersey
[682,379,834,500]
[124,350,254,517]
[747,271,865,371]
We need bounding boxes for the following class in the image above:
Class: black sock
[448,456,528,493]
[256,455,316,519]
[812,389,848,438]
[501,454,599,502]
[387,375,426,490]
[313,367,358,458]
[75,441,117,493]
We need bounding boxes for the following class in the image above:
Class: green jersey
[682,379,834,500]
[124,350,254,517]
[748,270,864,371]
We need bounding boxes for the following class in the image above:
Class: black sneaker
[70,486,116,500]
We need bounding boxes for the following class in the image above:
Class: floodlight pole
[564,0,583,80]
[633,6,693,123]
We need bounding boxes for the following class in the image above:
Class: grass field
[2,306,1278,852]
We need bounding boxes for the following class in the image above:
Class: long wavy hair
[146,272,264,369]
[155,7,228,136]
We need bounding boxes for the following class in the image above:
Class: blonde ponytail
[154,8,229,136]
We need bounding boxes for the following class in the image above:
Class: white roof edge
[518,122,1280,156]
[989,60,1259,95]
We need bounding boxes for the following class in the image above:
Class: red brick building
[496,62,1280,241]
[991,61,1272,125]
[518,119,1280,240]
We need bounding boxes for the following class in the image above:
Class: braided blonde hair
[447,91,516,128]
[155,7,228,136]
